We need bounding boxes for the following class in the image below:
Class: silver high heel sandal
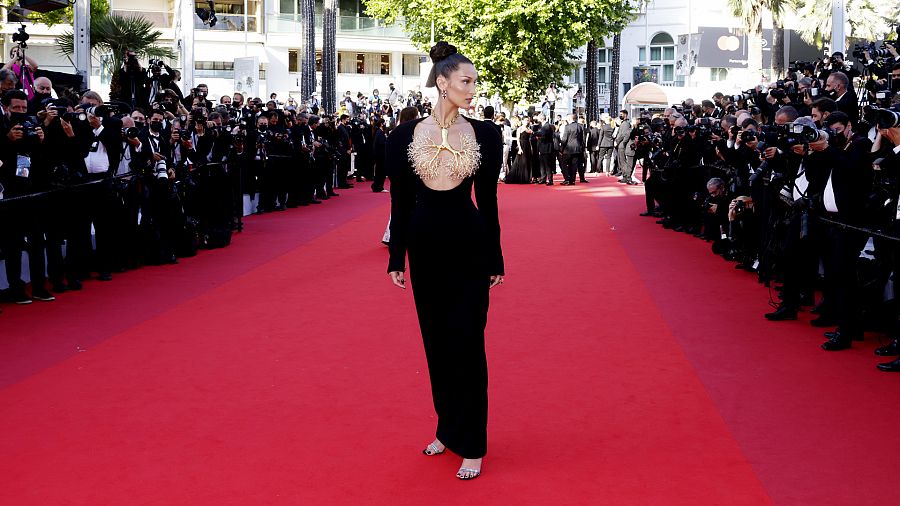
[422,442,445,456]
[457,466,481,480]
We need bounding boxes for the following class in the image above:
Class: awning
[623,82,669,106]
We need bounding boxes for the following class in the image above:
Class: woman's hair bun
[429,41,458,64]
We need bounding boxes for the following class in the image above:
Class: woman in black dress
[386,41,504,481]
[505,123,533,184]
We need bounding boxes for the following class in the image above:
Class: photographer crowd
[0,53,409,315]
[611,50,900,372]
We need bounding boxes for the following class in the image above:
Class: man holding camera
[0,88,54,304]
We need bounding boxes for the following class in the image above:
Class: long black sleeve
[386,123,416,273]
[474,123,504,276]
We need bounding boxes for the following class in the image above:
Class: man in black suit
[586,120,601,173]
[559,112,586,185]
[598,116,615,173]
[824,71,859,124]
[872,112,900,370]
[534,114,556,185]
[813,112,873,351]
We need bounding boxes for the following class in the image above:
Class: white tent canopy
[623,82,670,106]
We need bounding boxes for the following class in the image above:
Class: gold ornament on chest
[409,115,481,181]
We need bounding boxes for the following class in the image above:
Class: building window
[639,32,676,84]
[402,54,421,76]
[288,49,299,73]
[598,47,610,83]
[336,51,391,74]
[710,67,729,81]
[195,0,260,32]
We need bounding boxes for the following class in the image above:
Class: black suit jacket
[535,123,556,154]
[835,90,859,123]
[560,122,585,154]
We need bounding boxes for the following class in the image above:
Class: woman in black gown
[505,123,533,184]
[386,41,504,481]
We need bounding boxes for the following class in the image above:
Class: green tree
[3,0,109,27]
[364,0,634,102]
[793,0,898,49]
[58,14,175,99]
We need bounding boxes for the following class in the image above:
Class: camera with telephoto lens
[12,24,29,48]
[123,127,140,139]
[852,41,890,60]
[871,107,900,129]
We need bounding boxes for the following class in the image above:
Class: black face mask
[892,79,900,92]
[831,133,848,149]
[257,124,268,132]
[149,121,163,132]
[134,121,146,130]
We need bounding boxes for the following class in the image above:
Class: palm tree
[770,0,788,78]
[585,40,598,122]
[321,0,337,114]
[610,33,621,114]
[793,0,894,50]
[728,0,765,83]
[58,14,175,99]
[299,0,316,104]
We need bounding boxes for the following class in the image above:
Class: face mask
[831,133,847,148]
[149,121,163,132]
[258,124,268,132]
[892,79,900,91]
[134,121,146,129]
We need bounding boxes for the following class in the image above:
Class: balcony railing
[267,14,407,38]
[194,13,259,32]
[111,9,174,28]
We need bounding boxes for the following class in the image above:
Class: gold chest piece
[409,117,481,181]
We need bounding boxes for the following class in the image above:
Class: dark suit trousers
[822,223,867,337]
[562,153,582,182]
[539,153,556,182]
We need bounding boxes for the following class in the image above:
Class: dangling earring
[441,89,448,100]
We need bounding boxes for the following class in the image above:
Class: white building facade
[1,0,820,107]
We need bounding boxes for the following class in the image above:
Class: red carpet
[0,174,896,504]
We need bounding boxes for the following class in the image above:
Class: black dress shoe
[67,279,83,291]
[639,212,654,217]
[765,305,797,321]
[545,182,553,186]
[580,179,589,183]
[327,192,340,197]
[810,316,838,328]
[309,199,322,204]
[98,272,113,282]
[822,331,861,341]
[877,357,900,372]
[874,339,900,356]
[822,334,853,351]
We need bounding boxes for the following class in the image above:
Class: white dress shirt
[85,125,110,174]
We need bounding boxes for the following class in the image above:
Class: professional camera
[871,107,900,129]
[123,127,140,139]
[12,24,29,48]
[852,41,890,60]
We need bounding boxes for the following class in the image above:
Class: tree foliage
[3,0,109,27]
[792,0,899,48]
[363,0,635,101]
[57,13,175,94]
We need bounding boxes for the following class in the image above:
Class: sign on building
[234,56,260,98]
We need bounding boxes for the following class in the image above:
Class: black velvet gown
[386,117,504,459]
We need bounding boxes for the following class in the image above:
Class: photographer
[39,97,90,292]
[0,88,53,304]
[824,72,859,123]
[288,112,319,206]
[3,45,38,100]
[870,107,900,370]
[114,51,149,110]
[69,102,125,281]
[813,112,874,350]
